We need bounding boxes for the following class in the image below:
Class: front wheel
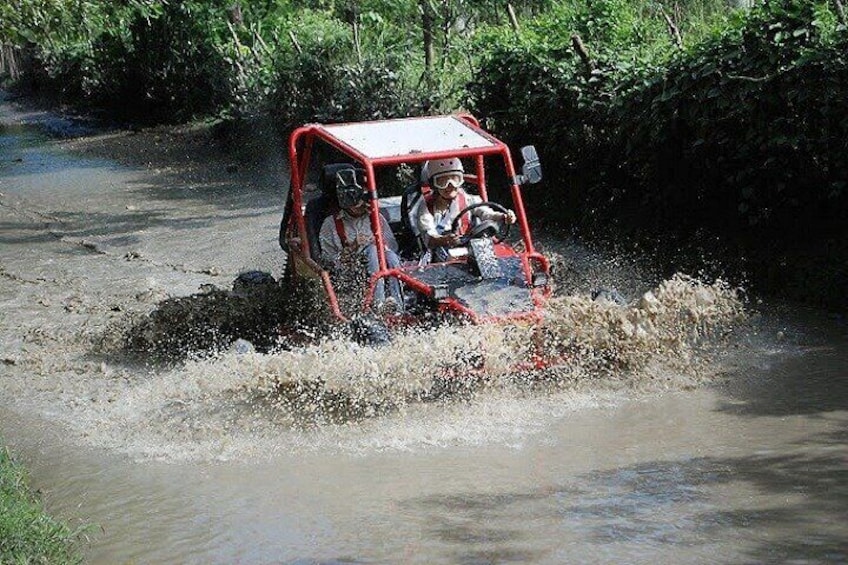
[347,316,391,346]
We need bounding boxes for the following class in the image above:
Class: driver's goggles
[431,171,464,190]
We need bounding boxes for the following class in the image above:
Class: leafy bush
[469,0,848,307]
[266,11,426,132]
[5,1,234,123]
[88,2,233,122]
[609,0,847,234]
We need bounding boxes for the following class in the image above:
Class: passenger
[318,175,403,311]
[412,157,516,263]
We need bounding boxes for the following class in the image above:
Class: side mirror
[518,145,542,185]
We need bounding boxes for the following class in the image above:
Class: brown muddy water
[1,97,846,564]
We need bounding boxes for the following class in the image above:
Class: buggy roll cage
[281,114,550,322]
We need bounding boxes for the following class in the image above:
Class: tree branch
[833,0,847,26]
[571,34,595,77]
[288,30,302,55]
[660,6,683,49]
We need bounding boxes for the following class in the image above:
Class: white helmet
[425,157,464,180]
[425,157,465,191]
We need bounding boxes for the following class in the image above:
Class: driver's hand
[501,210,517,224]
[355,233,373,247]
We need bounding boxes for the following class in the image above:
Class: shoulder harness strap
[333,216,348,246]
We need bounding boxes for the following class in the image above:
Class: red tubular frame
[284,115,550,324]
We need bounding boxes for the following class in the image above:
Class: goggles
[337,184,369,209]
[431,171,464,191]
[336,168,369,209]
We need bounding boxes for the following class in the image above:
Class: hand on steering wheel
[450,202,513,246]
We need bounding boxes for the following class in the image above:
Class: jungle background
[2,0,847,310]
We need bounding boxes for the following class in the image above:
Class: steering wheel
[450,202,512,246]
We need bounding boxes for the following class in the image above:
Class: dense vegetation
[0,444,83,564]
[470,0,848,307]
[2,0,846,308]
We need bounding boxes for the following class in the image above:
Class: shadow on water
[403,434,846,563]
[714,308,848,418]
[1,101,286,214]
[0,219,62,245]
[396,313,848,563]
[715,346,848,417]
[49,207,269,240]
[0,206,269,252]
[283,557,371,565]
[410,492,549,563]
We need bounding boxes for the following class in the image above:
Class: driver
[412,157,516,263]
[319,171,403,311]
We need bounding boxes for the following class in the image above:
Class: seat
[303,192,332,262]
[398,180,431,260]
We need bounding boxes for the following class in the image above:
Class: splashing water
[236,274,744,410]
[35,273,744,461]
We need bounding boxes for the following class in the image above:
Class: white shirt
[318,209,398,265]
[411,189,501,246]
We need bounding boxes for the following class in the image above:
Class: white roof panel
[321,116,497,160]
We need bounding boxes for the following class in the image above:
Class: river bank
[1,436,82,563]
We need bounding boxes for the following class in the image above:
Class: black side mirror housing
[517,145,542,185]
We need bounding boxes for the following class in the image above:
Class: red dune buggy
[278,114,551,338]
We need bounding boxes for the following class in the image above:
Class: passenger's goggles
[431,171,464,190]
[336,168,369,208]
[337,184,369,209]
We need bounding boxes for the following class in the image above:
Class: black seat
[398,180,429,259]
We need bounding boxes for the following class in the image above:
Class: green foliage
[264,10,420,129]
[469,0,848,307]
[1,444,82,564]
[610,0,847,232]
[91,1,233,122]
[6,1,235,122]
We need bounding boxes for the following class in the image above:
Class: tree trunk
[660,6,683,49]
[420,0,435,79]
[571,34,595,78]
[507,3,520,35]
[0,44,20,81]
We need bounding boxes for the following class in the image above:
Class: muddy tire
[348,316,391,346]
[232,270,277,297]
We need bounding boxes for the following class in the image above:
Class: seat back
[303,193,331,262]
[398,181,431,259]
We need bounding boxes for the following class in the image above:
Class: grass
[0,442,83,564]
